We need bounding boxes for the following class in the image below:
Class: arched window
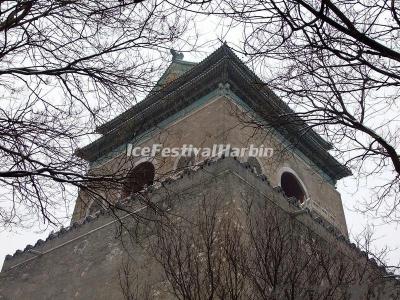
[248,157,263,175]
[122,162,155,198]
[280,171,306,203]
[176,153,196,170]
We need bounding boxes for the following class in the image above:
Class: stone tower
[71,45,351,234]
[1,45,397,300]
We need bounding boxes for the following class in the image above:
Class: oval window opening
[281,172,306,203]
[122,162,155,198]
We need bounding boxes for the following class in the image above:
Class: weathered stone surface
[1,158,397,300]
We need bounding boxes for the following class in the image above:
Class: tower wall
[72,96,348,235]
[1,158,396,299]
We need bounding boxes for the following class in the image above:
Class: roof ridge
[95,44,236,135]
[90,44,331,151]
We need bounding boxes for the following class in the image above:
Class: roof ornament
[170,49,184,61]
[218,82,231,96]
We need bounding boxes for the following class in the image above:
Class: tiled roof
[75,44,351,180]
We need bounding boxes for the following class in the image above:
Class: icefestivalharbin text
[127,144,274,158]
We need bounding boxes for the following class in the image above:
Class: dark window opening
[248,157,262,175]
[281,172,306,203]
[122,162,155,198]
